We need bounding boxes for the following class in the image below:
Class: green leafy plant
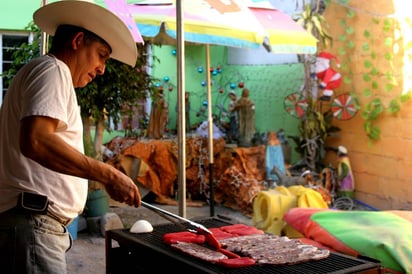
[295,1,333,49]
[2,22,41,86]
[335,1,411,141]
[291,0,338,172]
[76,44,158,158]
[2,22,157,158]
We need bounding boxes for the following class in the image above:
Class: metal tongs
[141,201,212,235]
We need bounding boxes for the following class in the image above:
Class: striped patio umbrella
[129,0,317,54]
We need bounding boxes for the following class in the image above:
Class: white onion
[130,219,153,233]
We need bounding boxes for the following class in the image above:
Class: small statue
[175,91,191,132]
[336,145,355,198]
[147,90,168,139]
[227,91,238,143]
[234,88,255,147]
[184,92,191,132]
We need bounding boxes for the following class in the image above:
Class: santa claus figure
[315,52,342,101]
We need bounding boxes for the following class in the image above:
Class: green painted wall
[0,1,39,31]
[151,45,303,145]
[0,0,107,32]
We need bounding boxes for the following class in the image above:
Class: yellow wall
[323,0,412,209]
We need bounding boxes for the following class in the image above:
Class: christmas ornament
[283,92,308,118]
[315,52,342,101]
[330,93,358,120]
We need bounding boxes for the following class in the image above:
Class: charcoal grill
[105,217,381,274]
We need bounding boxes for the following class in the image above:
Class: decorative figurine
[234,88,255,147]
[227,91,238,143]
[147,90,168,139]
[315,52,342,101]
[336,145,355,198]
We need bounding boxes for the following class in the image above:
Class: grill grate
[107,217,380,274]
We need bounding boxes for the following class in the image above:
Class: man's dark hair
[49,24,111,53]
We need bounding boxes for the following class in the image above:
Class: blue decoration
[171,49,177,55]
[230,83,236,89]
[202,100,208,106]
[163,76,170,82]
[201,80,206,86]
[212,70,218,76]
[155,82,161,87]
[197,66,204,73]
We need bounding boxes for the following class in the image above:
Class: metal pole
[205,45,214,216]
[176,0,186,218]
[40,0,48,55]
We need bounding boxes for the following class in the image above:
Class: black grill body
[105,217,381,274]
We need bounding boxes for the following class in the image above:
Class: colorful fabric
[127,0,317,53]
[284,208,412,273]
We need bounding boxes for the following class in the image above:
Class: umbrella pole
[205,44,215,217]
[176,0,186,218]
[40,0,48,56]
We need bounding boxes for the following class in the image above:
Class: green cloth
[312,210,412,273]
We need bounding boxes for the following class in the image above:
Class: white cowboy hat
[33,0,138,67]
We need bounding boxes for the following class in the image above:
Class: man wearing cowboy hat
[0,1,142,272]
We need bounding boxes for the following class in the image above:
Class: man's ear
[72,32,84,50]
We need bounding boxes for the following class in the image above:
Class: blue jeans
[0,210,72,274]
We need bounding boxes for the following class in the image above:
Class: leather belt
[7,207,73,226]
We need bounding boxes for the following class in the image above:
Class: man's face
[72,33,111,88]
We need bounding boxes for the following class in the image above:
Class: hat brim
[33,0,138,67]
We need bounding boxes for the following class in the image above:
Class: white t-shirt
[0,55,88,219]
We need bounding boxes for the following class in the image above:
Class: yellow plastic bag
[252,187,296,235]
[253,185,328,236]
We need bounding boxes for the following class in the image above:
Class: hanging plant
[288,0,339,172]
[335,1,412,141]
[295,2,333,49]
